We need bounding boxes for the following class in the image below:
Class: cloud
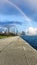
[0,15,25,22]
[23,0,37,12]
[0,0,37,12]
[0,0,32,22]
[26,27,37,35]
[0,0,37,22]
[0,0,6,5]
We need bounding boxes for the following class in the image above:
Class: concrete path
[0,36,37,65]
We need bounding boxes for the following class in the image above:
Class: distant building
[21,31,25,35]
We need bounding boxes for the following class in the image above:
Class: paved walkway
[0,36,37,65]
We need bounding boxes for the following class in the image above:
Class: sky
[0,0,37,35]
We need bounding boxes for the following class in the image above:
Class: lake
[21,35,37,50]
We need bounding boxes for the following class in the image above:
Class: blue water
[21,35,37,50]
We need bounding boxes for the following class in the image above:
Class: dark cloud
[0,21,23,27]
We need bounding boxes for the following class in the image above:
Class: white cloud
[26,27,37,35]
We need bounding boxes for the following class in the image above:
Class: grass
[0,35,9,39]
[0,33,18,39]
[0,34,14,39]
[0,34,17,39]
